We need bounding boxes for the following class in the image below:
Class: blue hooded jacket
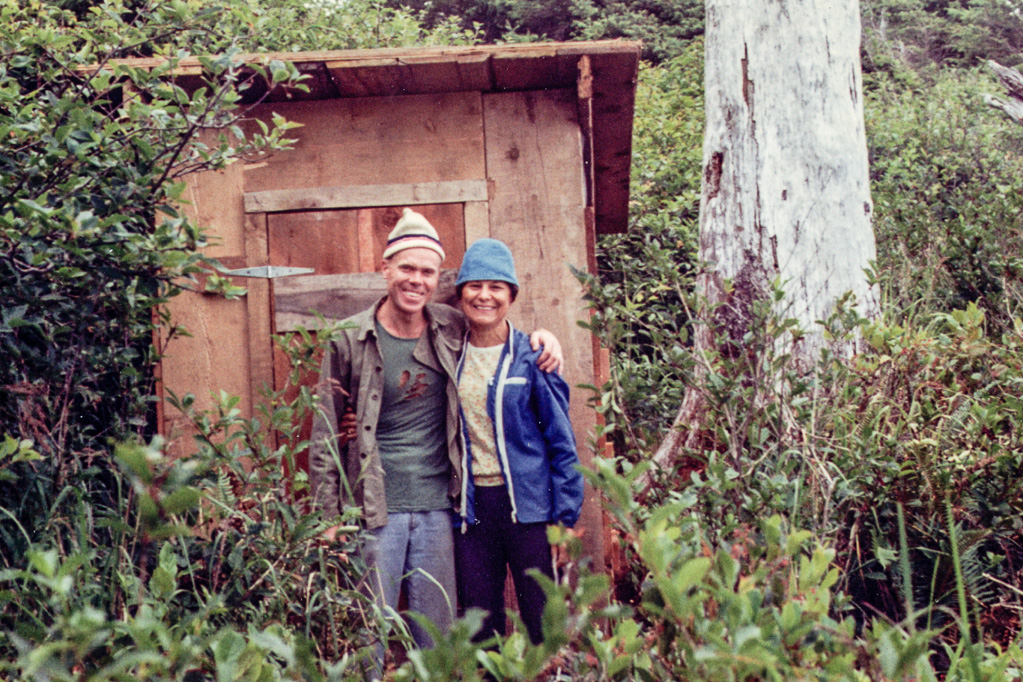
[456,322,584,528]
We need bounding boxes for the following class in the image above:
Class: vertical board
[463,200,490,246]
[160,293,251,454]
[269,210,361,273]
[245,212,274,431]
[483,89,604,568]
[182,148,247,258]
[160,162,250,454]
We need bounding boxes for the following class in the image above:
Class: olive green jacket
[309,298,466,530]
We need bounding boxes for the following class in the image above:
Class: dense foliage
[3,0,1023,678]
[381,0,702,62]
[0,0,306,571]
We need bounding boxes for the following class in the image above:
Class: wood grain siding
[242,92,486,192]
[588,50,639,234]
[103,41,639,234]
[244,212,275,443]
[484,89,586,335]
[463,200,490,246]
[160,163,250,454]
[483,88,603,567]
[268,210,361,274]
[326,52,492,97]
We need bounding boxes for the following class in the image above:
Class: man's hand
[529,328,564,374]
[338,408,357,446]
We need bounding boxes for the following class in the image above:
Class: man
[308,208,561,652]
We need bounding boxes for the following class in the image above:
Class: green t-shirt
[374,321,450,513]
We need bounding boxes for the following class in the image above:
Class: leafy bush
[570,0,704,63]
[866,66,1023,334]
[0,0,306,570]
[862,0,1023,72]
[582,43,703,457]
[0,323,385,679]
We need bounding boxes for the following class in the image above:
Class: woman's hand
[338,408,357,445]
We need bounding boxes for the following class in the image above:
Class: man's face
[381,247,443,317]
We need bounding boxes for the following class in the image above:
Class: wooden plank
[268,210,360,273]
[484,89,587,328]
[357,209,377,273]
[483,88,604,570]
[576,55,593,100]
[160,153,250,454]
[245,213,275,413]
[182,152,246,257]
[463,201,490,246]
[105,41,642,73]
[160,292,250,455]
[274,270,459,331]
[577,56,596,210]
[327,53,491,97]
[588,50,640,234]
[242,92,486,193]
[244,180,488,214]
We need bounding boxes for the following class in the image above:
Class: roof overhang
[117,41,640,234]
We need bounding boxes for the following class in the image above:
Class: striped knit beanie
[382,208,446,261]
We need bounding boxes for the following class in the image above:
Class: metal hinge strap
[223,266,315,279]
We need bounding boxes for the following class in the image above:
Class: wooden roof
[126,41,641,234]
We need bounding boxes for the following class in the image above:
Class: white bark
[649,0,878,472]
[985,60,1023,126]
[697,0,878,364]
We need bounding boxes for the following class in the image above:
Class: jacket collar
[460,319,516,356]
[355,296,455,341]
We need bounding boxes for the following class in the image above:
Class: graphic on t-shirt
[399,370,431,401]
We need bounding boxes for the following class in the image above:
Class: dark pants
[455,485,553,644]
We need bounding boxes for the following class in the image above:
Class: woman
[453,238,584,645]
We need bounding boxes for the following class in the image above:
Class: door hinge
[223,266,315,279]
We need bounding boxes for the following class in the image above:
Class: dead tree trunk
[985,60,1023,125]
[652,0,879,471]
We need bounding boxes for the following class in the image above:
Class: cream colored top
[458,343,504,486]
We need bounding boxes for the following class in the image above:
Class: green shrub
[582,43,703,458]
[862,0,1023,72]
[0,0,306,570]
[866,66,1023,334]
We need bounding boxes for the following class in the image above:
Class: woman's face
[460,280,513,330]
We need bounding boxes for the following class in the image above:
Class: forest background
[3,0,1023,679]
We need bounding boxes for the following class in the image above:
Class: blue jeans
[364,510,456,649]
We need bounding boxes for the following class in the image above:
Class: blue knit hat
[456,238,519,287]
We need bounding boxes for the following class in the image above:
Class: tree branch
[985,60,1023,125]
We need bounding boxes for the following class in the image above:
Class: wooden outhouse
[157,40,641,571]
